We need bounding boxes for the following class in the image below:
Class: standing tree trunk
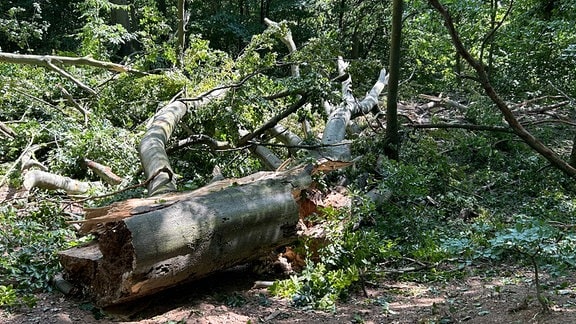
[177,0,186,67]
[384,0,403,160]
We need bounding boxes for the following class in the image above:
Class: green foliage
[46,119,140,180]
[76,0,136,59]
[270,204,398,311]
[1,0,576,314]
[132,3,177,70]
[97,73,189,128]
[0,202,87,307]
[0,2,49,52]
[270,262,360,312]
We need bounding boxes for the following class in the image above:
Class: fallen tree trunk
[59,167,312,306]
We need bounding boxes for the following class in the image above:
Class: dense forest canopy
[1,0,576,316]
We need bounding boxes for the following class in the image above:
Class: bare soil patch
[2,264,576,323]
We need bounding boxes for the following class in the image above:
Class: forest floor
[2,263,576,324]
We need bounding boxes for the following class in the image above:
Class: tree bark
[60,167,312,306]
[139,101,187,196]
[321,57,388,161]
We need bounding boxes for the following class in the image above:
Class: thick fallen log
[59,166,312,306]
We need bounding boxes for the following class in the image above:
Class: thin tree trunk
[177,0,186,67]
[384,0,403,160]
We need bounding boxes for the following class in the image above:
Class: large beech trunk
[59,167,312,306]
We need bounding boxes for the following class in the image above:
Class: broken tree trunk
[59,167,312,306]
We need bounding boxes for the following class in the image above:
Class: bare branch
[179,72,259,103]
[167,134,233,153]
[45,59,97,96]
[84,158,124,185]
[480,0,514,63]
[59,86,90,124]
[0,121,16,138]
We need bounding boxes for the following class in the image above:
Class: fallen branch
[23,170,99,194]
[518,101,570,114]
[45,60,97,96]
[167,134,233,153]
[522,119,576,127]
[59,86,90,124]
[0,121,16,138]
[237,95,309,146]
[406,122,513,133]
[179,72,259,103]
[0,52,145,75]
[418,94,468,112]
[84,158,123,185]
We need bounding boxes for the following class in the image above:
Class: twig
[59,85,90,125]
[249,140,351,150]
[480,0,514,63]
[262,89,304,100]
[11,87,61,111]
[519,101,570,114]
[0,136,36,187]
[167,134,233,153]
[179,72,260,102]
[0,121,16,138]
[511,95,568,108]
[522,119,576,127]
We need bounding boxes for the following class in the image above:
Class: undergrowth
[270,123,576,311]
[0,199,88,307]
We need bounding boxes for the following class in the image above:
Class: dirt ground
[2,264,576,324]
